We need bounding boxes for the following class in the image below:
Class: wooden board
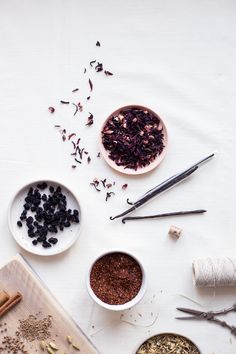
[0,254,100,353]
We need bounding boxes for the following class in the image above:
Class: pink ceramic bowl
[100,105,168,175]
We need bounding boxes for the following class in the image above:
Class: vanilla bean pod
[110,153,214,221]
[122,209,206,224]
[110,166,198,221]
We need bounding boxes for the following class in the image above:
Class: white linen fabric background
[0,0,236,353]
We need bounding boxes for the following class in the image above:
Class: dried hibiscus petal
[48,106,55,113]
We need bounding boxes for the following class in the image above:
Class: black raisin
[48,237,58,245]
[49,186,54,193]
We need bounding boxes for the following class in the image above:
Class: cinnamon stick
[0,290,10,307]
[0,292,22,318]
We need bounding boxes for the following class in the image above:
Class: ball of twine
[193,257,236,287]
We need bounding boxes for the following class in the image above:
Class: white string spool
[193,257,236,287]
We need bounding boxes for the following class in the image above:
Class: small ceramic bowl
[100,105,168,175]
[8,179,82,256]
[134,332,201,354]
[86,250,147,311]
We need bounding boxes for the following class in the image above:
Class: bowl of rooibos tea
[135,333,201,354]
[100,105,168,175]
[86,251,147,311]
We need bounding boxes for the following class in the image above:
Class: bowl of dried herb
[135,332,201,354]
[100,105,168,175]
[86,250,147,311]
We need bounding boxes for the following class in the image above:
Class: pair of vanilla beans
[110,153,214,223]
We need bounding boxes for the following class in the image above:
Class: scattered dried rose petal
[90,182,101,192]
[48,106,55,113]
[100,178,107,188]
[104,70,113,76]
[93,178,99,186]
[89,79,93,91]
[90,60,96,67]
[78,102,83,112]
[86,112,94,126]
[72,103,78,116]
[105,191,115,201]
[68,133,76,140]
[95,62,103,72]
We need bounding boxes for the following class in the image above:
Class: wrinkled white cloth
[1,1,236,353]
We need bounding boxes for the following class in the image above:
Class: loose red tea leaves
[122,184,128,190]
[84,68,86,73]
[90,252,142,305]
[96,41,101,47]
[87,96,91,100]
[48,106,55,113]
[88,79,93,91]
[87,156,91,163]
[72,88,79,92]
[60,100,70,104]
[104,70,113,76]
[102,108,165,170]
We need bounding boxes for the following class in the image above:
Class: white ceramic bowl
[8,179,82,256]
[100,105,168,175]
[134,332,201,354]
[86,250,147,311]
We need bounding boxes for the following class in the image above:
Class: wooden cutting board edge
[0,253,101,354]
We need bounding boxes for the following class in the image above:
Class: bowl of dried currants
[100,105,168,175]
[8,180,81,256]
[86,250,147,311]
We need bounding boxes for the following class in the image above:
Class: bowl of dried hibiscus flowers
[100,105,168,175]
